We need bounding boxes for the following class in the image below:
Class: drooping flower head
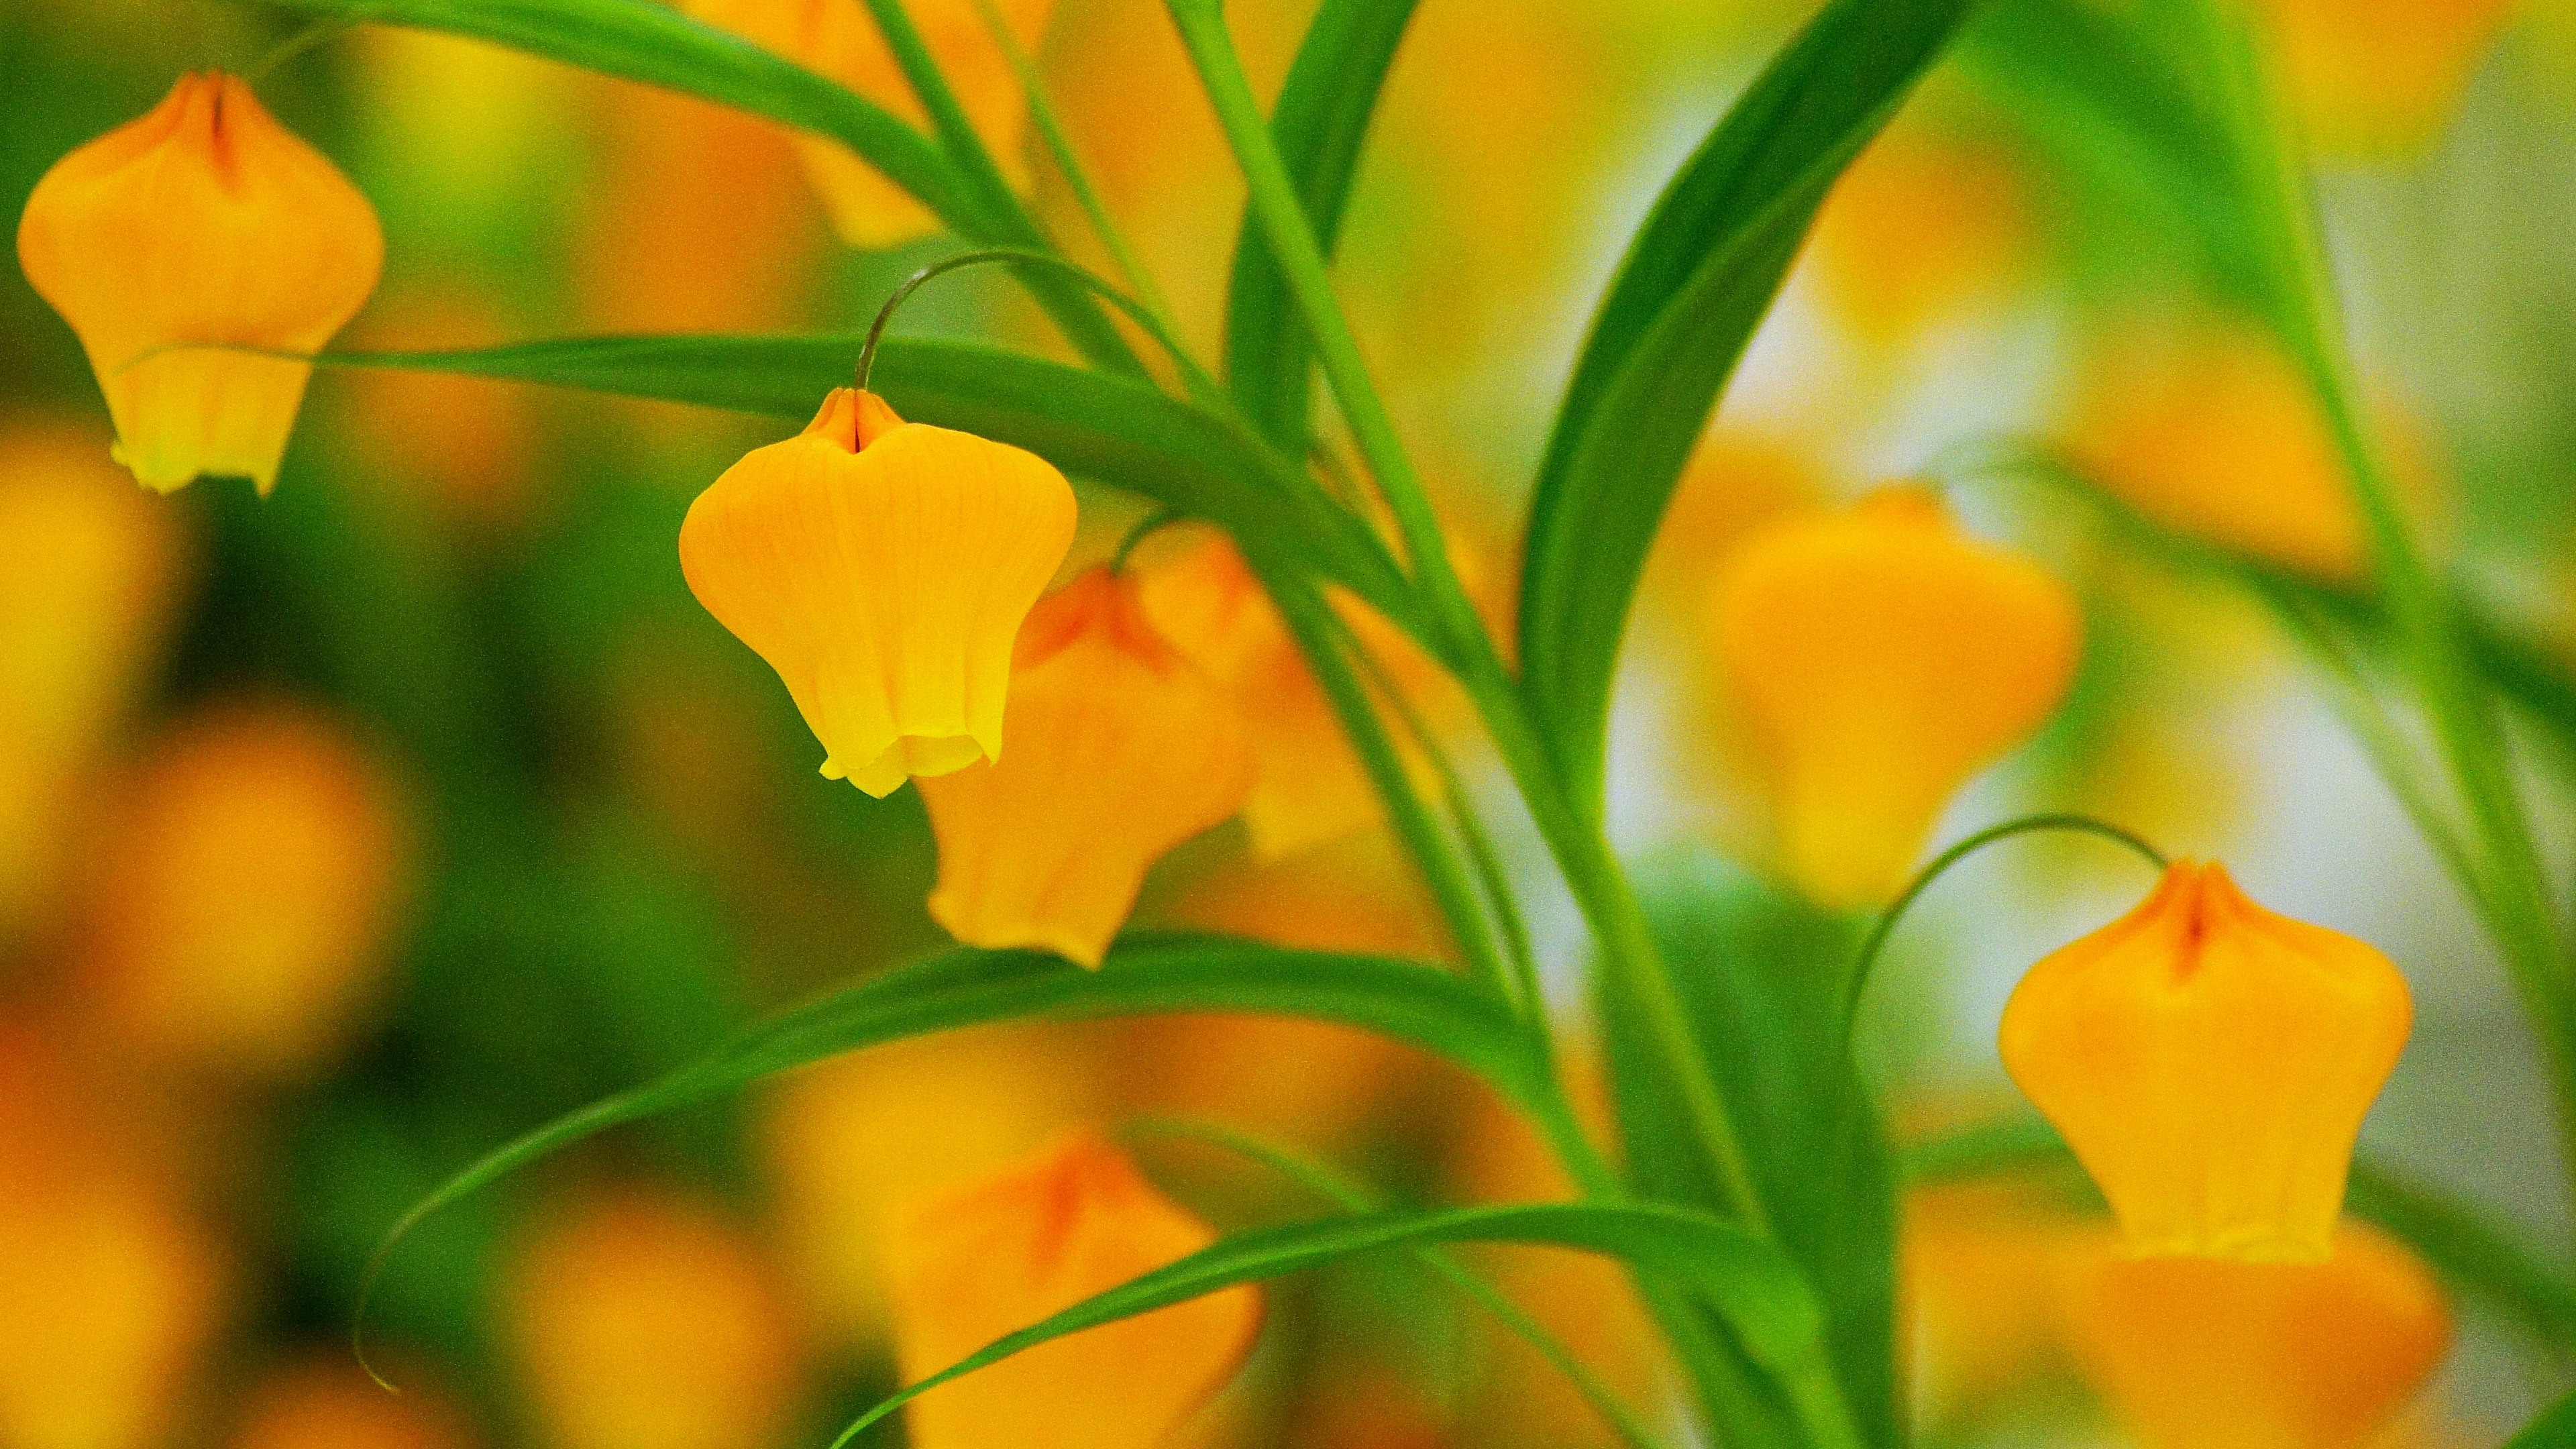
[2000,861,2413,1263]
[1707,486,2082,908]
[919,566,1252,967]
[17,72,384,494]
[680,388,1076,796]
[885,1130,1262,1449]
[2060,1220,2451,1449]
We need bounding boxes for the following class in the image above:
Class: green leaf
[256,0,967,224]
[2506,1388,2576,1449]
[362,937,1550,1318]
[838,1201,1845,1448]
[1514,0,1978,816]
[313,334,1419,634]
[1900,1114,2576,1350]
[1220,0,1421,447]
[1609,850,1899,1448]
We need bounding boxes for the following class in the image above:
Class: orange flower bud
[2000,861,2412,1263]
[682,0,1053,248]
[502,1189,798,1449]
[885,1132,1261,1449]
[17,73,383,494]
[78,701,407,1081]
[919,568,1252,966]
[1805,129,2029,352]
[680,388,1077,796]
[1706,487,2081,908]
[230,1356,473,1449]
[2060,1221,2451,1449]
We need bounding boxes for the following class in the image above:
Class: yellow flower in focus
[680,388,1077,796]
[1803,128,2030,352]
[0,423,184,930]
[920,567,1253,966]
[682,0,1053,248]
[2060,1221,2451,1449]
[763,1025,1106,1347]
[2063,319,2376,581]
[2261,0,2516,155]
[2000,861,2412,1263]
[78,701,406,1080]
[1707,487,2082,909]
[502,1188,798,1449]
[230,1356,473,1449]
[886,1131,1261,1449]
[16,72,383,494]
[1137,527,1439,859]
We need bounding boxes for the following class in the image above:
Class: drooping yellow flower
[502,1187,798,1449]
[2059,1220,2451,1449]
[76,700,407,1081]
[682,0,1053,248]
[2000,861,2413,1263]
[230,1355,472,1449]
[885,1131,1261,1449]
[680,388,1077,797]
[2062,319,2373,581]
[2261,0,2516,155]
[1707,487,2082,908]
[919,567,1252,967]
[17,72,383,494]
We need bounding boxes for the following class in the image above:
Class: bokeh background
[7,0,2576,1444]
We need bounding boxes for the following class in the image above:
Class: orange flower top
[919,566,1254,967]
[1707,486,2082,908]
[2000,861,2413,1263]
[680,388,1076,796]
[17,72,383,493]
[885,1131,1263,1449]
[2060,1220,2452,1449]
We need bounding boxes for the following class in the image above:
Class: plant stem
[1161,0,1487,667]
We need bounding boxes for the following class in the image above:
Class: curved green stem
[247,15,354,83]
[1843,814,2167,1040]
[855,248,1224,409]
[1123,1116,1676,1449]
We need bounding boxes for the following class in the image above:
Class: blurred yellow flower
[682,0,1053,248]
[0,422,184,932]
[78,700,407,1081]
[2261,0,2517,154]
[2000,860,2412,1263]
[1901,1182,2088,1427]
[920,567,1252,966]
[2060,1220,2451,1449]
[17,72,382,494]
[502,1187,799,1449]
[763,1024,1106,1348]
[1803,127,2031,353]
[1707,486,2082,908]
[0,1025,226,1449]
[680,388,1077,796]
[2063,317,2395,582]
[886,1130,1261,1449]
[229,1355,474,1449]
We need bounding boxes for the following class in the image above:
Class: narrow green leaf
[1515,0,1978,815]
[313,334,1420,635]
[255,0,967,224]
[1220,0,1421,447]
[362,937,1549,1324]
[838,1201,1842,1447]
[1900,1114,2576,1349]
[2506,1389,2576,1449]
[1611,849,1899,1448]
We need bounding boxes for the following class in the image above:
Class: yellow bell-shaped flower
[682,0,1053,248]
[885,1131,1262,1449]
[1706,487,2081,908]
[2000,861,2414,1263]
[679,388,1076,796]
[919,567,1252,967]
[2060,1220,2451,1449]
[16,72,384,494]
